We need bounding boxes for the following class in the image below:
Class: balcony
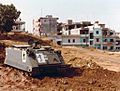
[80,34,89,37]
[103,42,114,46]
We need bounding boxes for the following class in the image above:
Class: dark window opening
[16,26,19,30]
[116,47,120,50]
[68,25,75,30]
[110,32,113,35]
[44,20,47,22]
[96,31,99,34]
[68,39,70,43]
[103,46,107,50]
[97,46,101,49]
[80,29,89,34]
[73,39,75,43]
[103,32,107,36]
[104,39,107,42]
[110,39,113,42]
[110,46,114,50]
[68,30,71,35]
[96,38,100,42]
[90,41,93,45]
[90,33,93,39]
[83,39,86,43]
[76,24,81,28]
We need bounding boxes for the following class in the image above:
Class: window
[90,41,93,45]
[97,46,101,49]
[116,47,120,50]
[103,46,107,50]
[96,31,99,34]
[103,31,107,36]
[16,26,18,30]
[44,20,47,22]
[68,39,70,43]
[80,30,89,34]
[83,39,86,43]
[90,33,93,39]
[104,39,107,42]
[110,39,114,42]
[109,46,114,50]
[73,39,75,43]
[96,38,100,42]
[110,32,113,35]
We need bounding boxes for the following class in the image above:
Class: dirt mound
[0,64,119,91]
[0,32,52,46]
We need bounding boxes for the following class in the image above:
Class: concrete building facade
[62,21,117,51]
[12,19,25,32]
[33,15,58,36]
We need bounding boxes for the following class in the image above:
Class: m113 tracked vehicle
[4,40,70,76]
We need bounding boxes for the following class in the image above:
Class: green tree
[0,4,21,32]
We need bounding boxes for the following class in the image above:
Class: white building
[12,19,25,32]
[62,21,118,51]
[62,35,81,46]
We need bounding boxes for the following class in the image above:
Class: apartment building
[62,20,91,46]
[102,28,116,51]
[115,32,120,51]
[33,15,58,36]
[62,21,117,51]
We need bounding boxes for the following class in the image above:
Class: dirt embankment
[0,33,120,91]
[0,64,119,91]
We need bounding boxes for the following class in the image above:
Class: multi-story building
[62,20,92,46]
[62,21,117,51]
[115,32,120,51]
[33,15,58,36]
[102,28,116,51]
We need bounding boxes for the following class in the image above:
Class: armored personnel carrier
[4,40,70,76]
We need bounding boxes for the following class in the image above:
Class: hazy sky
[1,0,120,32]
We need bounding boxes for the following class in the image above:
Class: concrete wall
[62,36,80,45]
[40,18,58,35]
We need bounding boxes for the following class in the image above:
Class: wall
[62,36,80,45]
[40,18,58,35]
[93,28,102,37]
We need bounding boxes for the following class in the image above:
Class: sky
[1,0,120,32]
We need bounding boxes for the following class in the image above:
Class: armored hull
[5,45,70,76]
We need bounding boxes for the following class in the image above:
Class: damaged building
[33,15,58,36]
[62,20,119,51]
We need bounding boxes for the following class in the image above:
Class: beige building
[33,15,58,36]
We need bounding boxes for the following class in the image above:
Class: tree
[0,4,21,32]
